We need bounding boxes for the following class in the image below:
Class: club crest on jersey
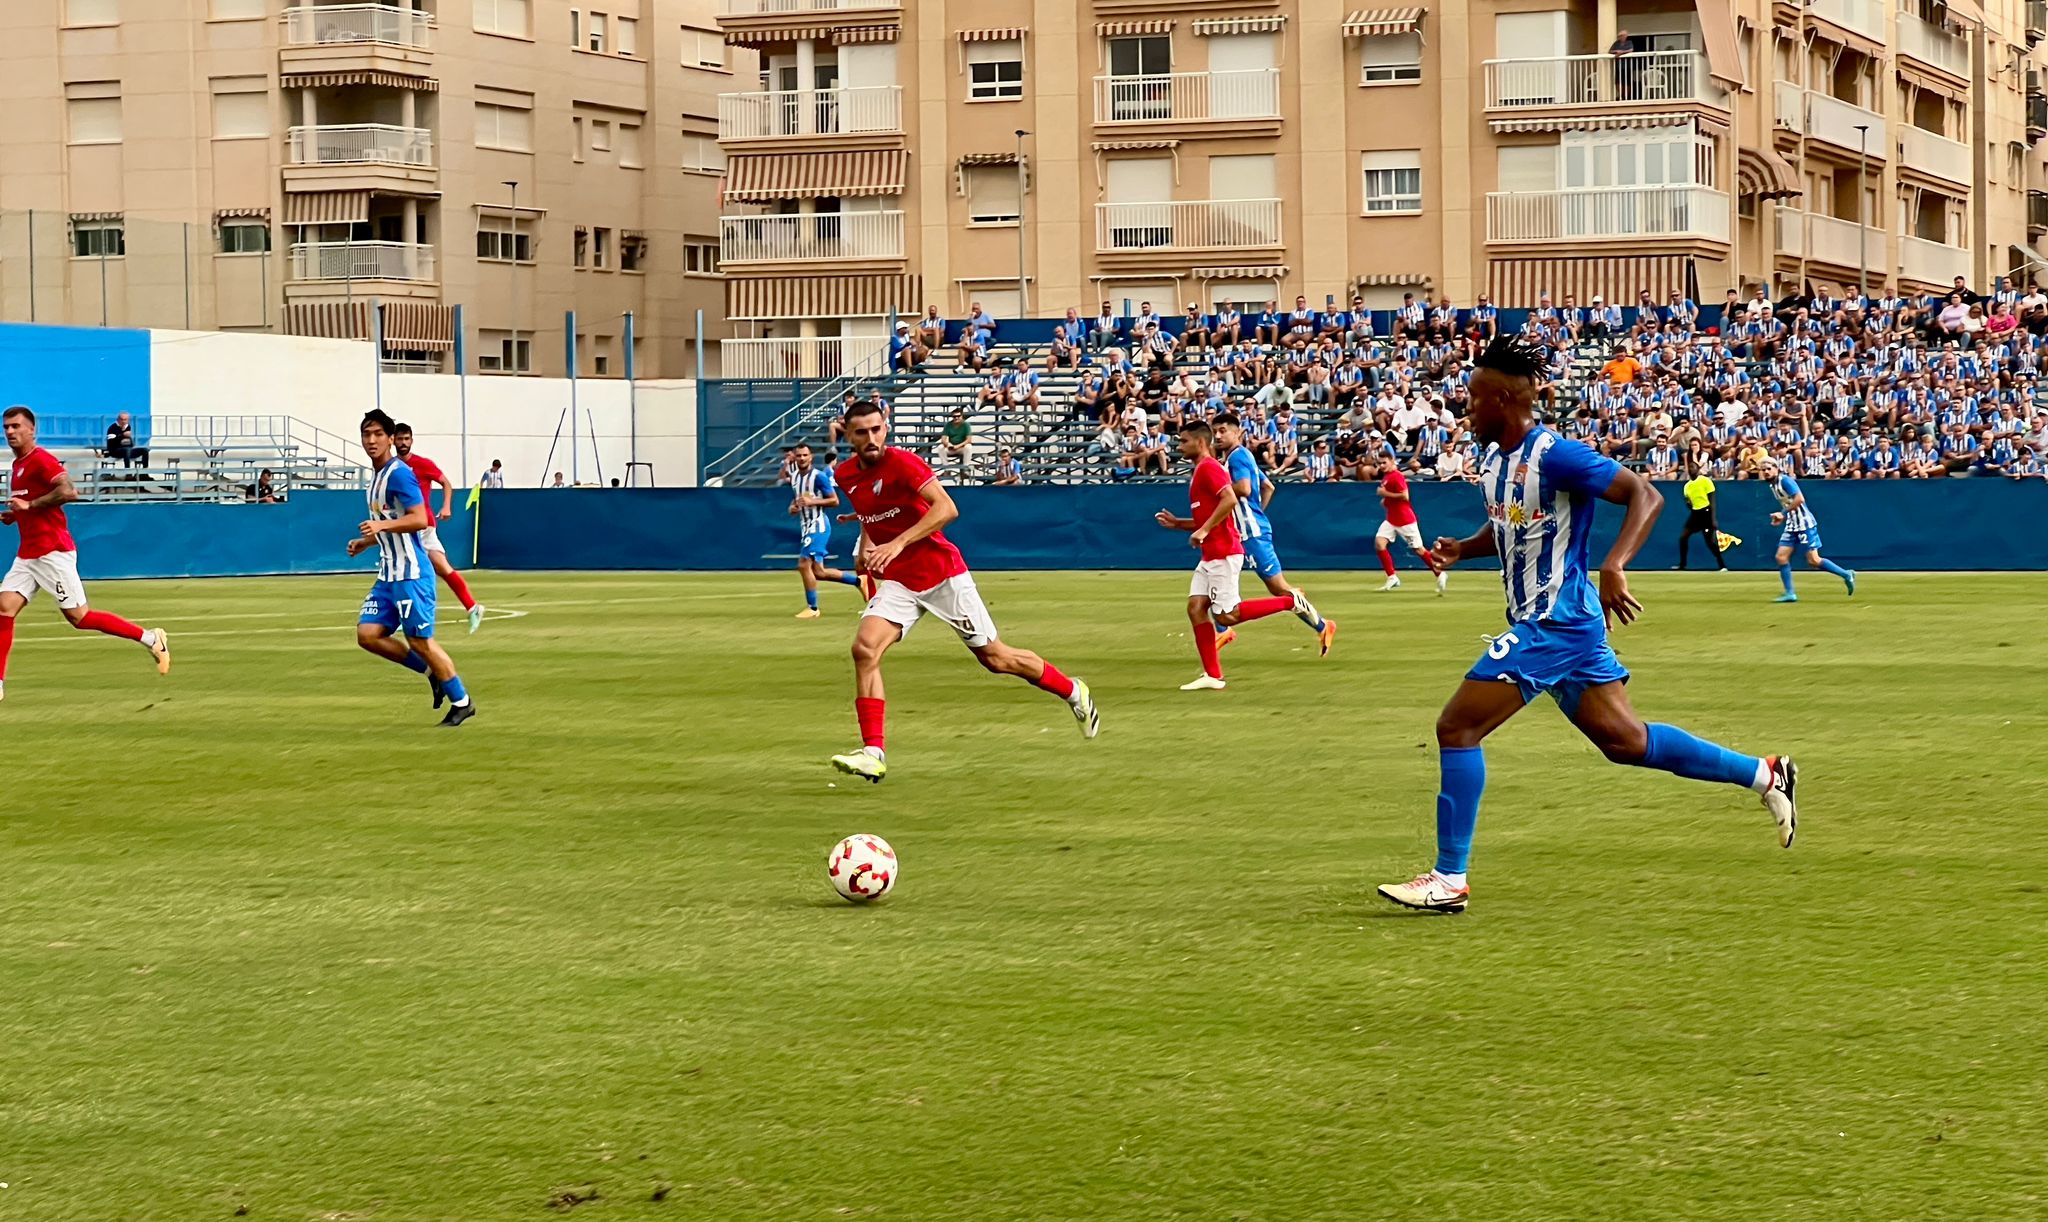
[872,479,883,494]
[1489,501,1548,528]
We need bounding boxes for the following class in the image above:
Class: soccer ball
[827,834,897,902]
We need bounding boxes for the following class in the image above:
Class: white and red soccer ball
[827,834,897,902]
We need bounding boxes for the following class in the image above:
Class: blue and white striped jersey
[793,465,836,536]
[1771,472,1817,532]
[367,457,430,581]
[1480,427,1621,625]
[1224,444,1271,541]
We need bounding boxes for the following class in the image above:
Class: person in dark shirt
[104,412,148,468]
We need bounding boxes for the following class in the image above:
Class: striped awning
[1193,15,1288,34]
[1490,112,1697,133]
[380,301,455,352]
[283,190,371,225]
[280,69,437,92]
[957,27,1027,42]
[726,273,922,321]
[1195,264,1288,279]
[1737,146,1803,201]
[1486,255,1690,309]
[955,151,1028,195]
[215,206,271,221]
[1096,19,1175,36]
[70,211,124,223]
[285,301,372,342]
[1944,0,1986,26]
[1092,139,1182,151]
[724,150,908,201]
[1356,272,1432,286]
[724,25,831,45]
[1343,8,1425,37]
[832,24,898,44]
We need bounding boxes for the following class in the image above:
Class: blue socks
[398,650,430,674]
[805,588,819,610]
[1778,564,1794,594]
[838,573,862,587]
[1638,723,1763,788]
[1433,747,1486,876]
[443,674,469,705]
[1819,558,1852,585]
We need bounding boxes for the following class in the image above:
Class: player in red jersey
[393,424,486,633]
[1372,456,1446,595]
[827,401,1099,782]
[1154,421,1309,691]
[0,406,170,701]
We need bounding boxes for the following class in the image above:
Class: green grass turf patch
[0,570,2043,1220]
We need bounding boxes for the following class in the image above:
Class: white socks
[139,629,160,649]
[1750,758,1774,793]
[1438,871,1468,889]
[861,746,885,760]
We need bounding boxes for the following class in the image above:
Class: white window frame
[615,15,637,57]
[684,237,720,275]
[475,215,535,264]
[475,101,534,152]
[966,164,1023,225]
[966,39,1025,102]
[71,218,126,258]
[478,330,532,373]
[217,222,271,254]
[593,225,612,269]
[210,0,265,19]
[1361,150,1423,215]
[1361,32,1423,85]
[587,11,607,53]
[64,0,119,27]
[67,92,123,145]
[474,0,531,39]
[682,26,726,71]
[680,131,725,174]
[617,122,643,168]
[211,87,269,140]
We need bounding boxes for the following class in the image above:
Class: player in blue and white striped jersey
[349,409,475,726]
[1209,412,1335,657]
[1762,457,1855,604]
[1377,336,1797,915]
[787,443,863,619]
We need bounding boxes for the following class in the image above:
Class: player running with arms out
[828,401,1097,783]
[0,405,170,701]
[350,410,476,727]
[1209,412,1335,657]
[1372,456,1447,594]
[1762,456,1854,603]
[1377,337,1798,915]
[787,442,863,619]
[391,424,486,634]
[1155,421,1312,691]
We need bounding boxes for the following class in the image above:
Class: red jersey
[403,453,449,502]
[836,447,968,592]
[1380,467,1417,528]
[1188,455,1244,562]
[8,446,76,559]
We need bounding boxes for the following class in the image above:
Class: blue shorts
[799,528,831,563]
[1779,524,1823,552]
[360,577,437,638]
[1465,615,1629,719]
[1242,535,1284,580]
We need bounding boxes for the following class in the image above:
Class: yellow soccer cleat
[148,629,171,675]
[794,608,822,620]
[1068,678,1101,739]
[830,749,887,783]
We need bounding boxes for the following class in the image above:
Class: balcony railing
[287,124,435,167]
[284,4,434,49]
[1777,209,1882,271]
[720,210,905,263]
[1092,69,1282,124]
[720,336,890,380]
[1095,199,1282,252]
[2030,0,2045,41]
[1798,90,1887,154]
[1896,14,1968,76]
[288,241,436,281]
[1485,185,1730,243]
[722,0,898,13]
[717,86,902,140]
[1900,124,1970,184]
[2031,94,2048,135]
[1484,51,1727,110]
[2030,191,2048,231]
[1811,0,1886,41]
[1901,235,1969,285]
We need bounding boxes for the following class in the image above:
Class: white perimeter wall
[148,330,698,487]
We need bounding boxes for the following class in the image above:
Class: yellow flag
[465,482,482,511]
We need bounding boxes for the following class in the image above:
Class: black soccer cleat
[439,700,476,727]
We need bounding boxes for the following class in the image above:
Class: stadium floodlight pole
[1015,129,1030,316]
[1853,124,1870,299]
[504,180,521,372]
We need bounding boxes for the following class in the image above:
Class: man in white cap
[890,320,923,372]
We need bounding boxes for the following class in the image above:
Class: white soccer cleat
[468,603,486,634]
[1179,674,1228,691]
[1068,678,1101,739]
[1290,587,1313,618]
[830,749,887,783]
[794,608,822,619]
[147,629,171,675]
[1377,870,1470,914]
[1435,570,1449,596]
[1761,755,1798,848]
[1379,576,1402,592]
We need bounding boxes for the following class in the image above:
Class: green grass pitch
[2,569,2045,1220]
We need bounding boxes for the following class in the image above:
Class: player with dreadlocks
[1376,334,1800,914]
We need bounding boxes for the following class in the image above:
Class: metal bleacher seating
[4,413,370,503]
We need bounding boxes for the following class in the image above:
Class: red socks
[1235,596,1293,623]
[76,610,144,642]
[1378,547,1398,577]
[1419,549,1443,574]
[1194,622,1222,678]
[0,615,12,679]
[855,697,886,750]
[1032,661,1076,700]
[444,570,477,611]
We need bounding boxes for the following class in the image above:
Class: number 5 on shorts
[1487,631,1521,660]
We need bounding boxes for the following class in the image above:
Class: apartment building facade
[713,0,2048,377]
[0,0,750,377]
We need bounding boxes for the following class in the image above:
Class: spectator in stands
[1601,345,1642,386]
[1088,420,1123,465]
[550,472,567,488]
[916,306,946,353]
[1073,367,1104,421]
[1254,300,1282,346]
[1936,293,1971,339]
[992,446,1022,485]
[104,411,146,468]
[1268,406,1302,475]
[1284,295,1319,349]
[891,321,923,372]
[2011,443,2044,478]
[1008,357,1045,415]
[1139,322,1174,371]
[1436,440,1475,483]
[1178,304,1211,353]
[1129,421,1171,476]
[1470,294,1498,341]
[967,300,998,345]
[1394,292,1425,341]
[1060,305,1088,351]
[939,408,974,476]
[1213,302,1242,346]
[253,468,281,503]
[1157,394,1186,436]
[480,459,505,490]
[1049,324,1080,371]
[1133,300,1165,335]
[1092,300,1120,350]
[975,364,1008,411]
[957,321,993,371]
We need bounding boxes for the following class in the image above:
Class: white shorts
[1188,557,1243,615]
[2,550,87,610]
[419,526,445,555]
[864,572,999,649]
[1376,520,1426,551]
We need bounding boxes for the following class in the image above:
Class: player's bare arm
[1155,509,1194,531]
[1434,526,1496,567]
[438,483,454,522]
[10,470,77,516]
[1595,467,1661,627]
[865,478,956,576]
[1260,475,1275,511]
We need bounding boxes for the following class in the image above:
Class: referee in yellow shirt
[1679,465,1728,570]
